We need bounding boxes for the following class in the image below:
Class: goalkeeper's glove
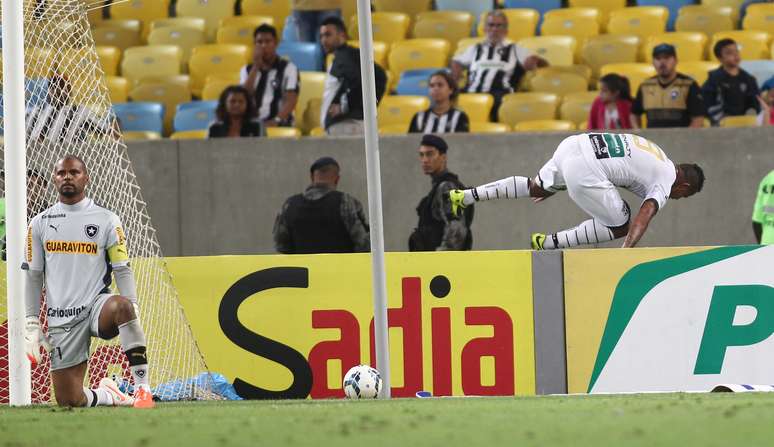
[24,316,52,369]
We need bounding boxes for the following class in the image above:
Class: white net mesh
[0,0,215,403]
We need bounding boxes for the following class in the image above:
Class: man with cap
[409,134,474,251]
[630,43,705,128]
[273,156,370,254]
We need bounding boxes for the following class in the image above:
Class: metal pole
[355,0,391,398]
[3,0,31,405]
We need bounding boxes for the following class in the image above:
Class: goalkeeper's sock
[463,176,530,206]
[542,219,616,249]
[83,387,114,407]
[119,319,150,389]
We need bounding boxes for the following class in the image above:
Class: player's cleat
[99,377,134,406]
[531,233,546,250]
[133,385,155,409]
[448,189,466,217]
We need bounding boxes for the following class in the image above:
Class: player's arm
[22,219,52,367]
[107,216,138,303]
[622,199,658,248]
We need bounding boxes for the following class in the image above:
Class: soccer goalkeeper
[22,155,154,408]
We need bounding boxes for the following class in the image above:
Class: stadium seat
[105,76,129,103]
[372,0,432,19]
[502,1,562,21]
[122,130,162,141]
[744,7,774,34]
[346,40,390,69]
[540,14,600,46]
[517,36,576,66]
[513,119,576,132]
[435,0,493,29]
[175,0,235,41]
[308,127,326,137]
[457,93,494,123]
[149,17,207,34]
[92,26,141,51]
[377,95,430,127]
[525,65,592,88]
[740,60,774,88]
[388,39,451,80]
[600,63,657,93]
[568,0,627,27]
[109,0,169,36]
[395,68,436,96]
[95,46,121,76]
[477,9,539,43]
[147,26,207,70]
[201,75,239,101]
[643,32,708,62]
[544,7,602,25]
[675,7,735,37]
[113,102,164,134]
[130,81,192,134]
[294,72,326,133]
[216,16,275,46]
[303,98,323,133]
[560,91,598,127]
[581,34,641,79]
[700,0,746,24]
[606,8,668,39]
[498,92,560,126]
[241,0,291,33]
[100,19,142,32]
[413,11,474,51]
[220,15,275,29]
[177,100,218,113]
[637,0,695,31]
[677,60,717,85]
[266,127,301,138]
[529,70,588,96]
[277,41,323,72]
[170,129,208,139]
[611,6,670,23]
[350,12,411,46]
[174,101,217,131]
[188,44,249,97]
[469,122,511,133]
[136,74,192,88]
[710,30,771,60]
[454,37,485,57]
[121,45,182,86]
[379,123,410,135]
[719,115,758,127]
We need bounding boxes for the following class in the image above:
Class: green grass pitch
[1,393,773,447]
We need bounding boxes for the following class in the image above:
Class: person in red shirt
[588,73,634,130]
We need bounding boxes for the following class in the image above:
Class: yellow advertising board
[167,251,536,399]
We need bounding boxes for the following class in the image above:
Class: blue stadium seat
[436,0,493,30]
[277,41,323,71]
[174,101,216,131]
[395,69,439,96]
[740,60,774,89]
[113,102,164,134]
[25,78,49,106]
[503,0,562,23]
[637,0,695,31]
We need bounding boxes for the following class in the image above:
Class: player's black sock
[125,346,149,389]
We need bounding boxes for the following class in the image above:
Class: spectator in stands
[319,16,387,136]
[409,70,469,134]
[291,0,341,43]
[241,24,300,128]
[757,84,773,127]
[409,135,473,252]
[274,157,370,254]
[588,73,634,130]
[702,39,760,126]
[0,169,48,261]
[630,44,705,128]
[450,10,548,122]
[208,85,264,138]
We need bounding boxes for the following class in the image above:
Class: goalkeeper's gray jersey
[22,198,129,328]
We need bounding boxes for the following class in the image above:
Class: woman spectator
[408,71,469,134]
[208,86,264,138]
[588,73,634,130]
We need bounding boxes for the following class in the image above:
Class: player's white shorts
[537,135,631,228]
[48,293,114,371]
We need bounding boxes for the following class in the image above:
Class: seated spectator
[240,24,300,127]
[588,73,634,130]
[208,85,264,138]
[451,10,548,122]
[702,39,760,126]
[630,44,704,128]
[409,70,469,134]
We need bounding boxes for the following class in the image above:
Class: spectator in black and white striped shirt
[409,70,469,134]
[451,10,548,121]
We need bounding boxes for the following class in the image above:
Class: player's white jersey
[578,133,677,210]
[22,198,129,328]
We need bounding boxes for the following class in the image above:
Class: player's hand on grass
[24,316,53,369]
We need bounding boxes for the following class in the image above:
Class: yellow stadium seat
[469,122,510,133]
[581,34,641,79]
[241,0,290,32]
[136,74,192,87]
[607,13,667,40]
[95,46,121,76]
[568,0,627,26]
[377,95,430,127]
[220,15,274,28]
[560,91,599,125]
[309,127,326,137]
[303,98,323,134]
[295,72,326,133]
[379,123,410,135]
[346,40,390,68]
[454,37,485,57]
[350,12,411,46]
[413,11,473,52]
[92,26,142,51]
[147,26,207,69]
[517,36,577,66]
[772,40,774,59]
[149,17,207,33]
[175,0,235,41]
[122,131,162,141]
[457,93,494,123]
[643,32,708,62]
[130,81,192,134]
[544,7,602,25]
[610,6,670,23]
[677,60,717,85]
[170,129,208,139]
[266,127,301,138]
[513,119,576,132]
[540,15,600,46]
[700,0,746,22]
[710,30,771,60]
[675,7,735,37]
[720,115,758,127]
[600,63,657,93]
[372,0,432,19]
[188,44,249,97]
[100,19,142,32]
[743,7,774,34]
[498,92,560,126]
[201,76,237,101]
[529,71,589,96]
[746,3,774,16]
[387,39,450,79]
[121,45,182,86]
[217,16,275,45]
[110,0,169,36]
[477,9,539,42]
[106,76,129,103]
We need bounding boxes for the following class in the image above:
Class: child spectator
[588,73,634,130]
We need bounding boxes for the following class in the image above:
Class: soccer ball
[343,365,382,399]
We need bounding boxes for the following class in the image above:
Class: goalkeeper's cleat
[133,385,155,409]
[448,189,466,217]
[531,233,546,250]
[99,378,134,407]
[24,316,52,369]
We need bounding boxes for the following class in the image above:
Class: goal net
[1,0,214,403]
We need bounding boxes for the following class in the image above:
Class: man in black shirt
[702,38,760,126]
[630,44,705,128]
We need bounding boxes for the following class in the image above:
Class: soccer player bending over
[22,155,154,408]
[450,133,704,249]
